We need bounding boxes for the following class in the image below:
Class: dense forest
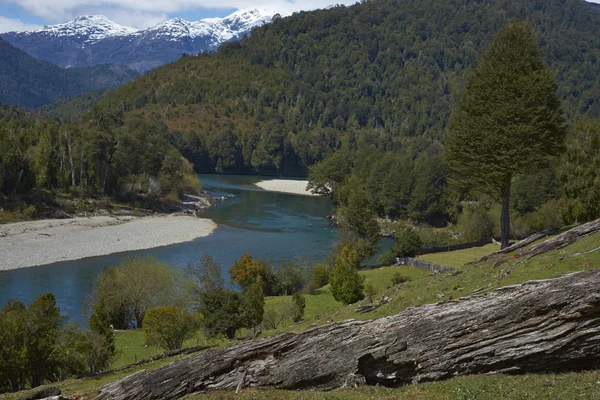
[0,104,200,216]
[75,0,600,178]
[0,38,138,109]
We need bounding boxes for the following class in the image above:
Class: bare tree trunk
[80,150,84,187]
[13,169,24,194]
[500,179,511,249]
[96,269,600,400]
[66,136,75,187]
[101,165,109,195]
[130,175,136,195]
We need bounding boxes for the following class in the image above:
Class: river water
[0,175,338,323]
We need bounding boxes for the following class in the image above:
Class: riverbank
[254,179,318,196]
[0,215,217,271]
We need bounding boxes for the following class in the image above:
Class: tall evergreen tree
[445,22,565,248]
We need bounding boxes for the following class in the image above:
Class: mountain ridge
[1,8,275,71]
[0,38,139,108]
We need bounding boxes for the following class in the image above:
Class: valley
[1,0,600,398]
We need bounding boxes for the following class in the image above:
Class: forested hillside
[82,0,600,177]
[0,38,138,109]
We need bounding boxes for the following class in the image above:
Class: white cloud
[1,0,359,28]
[0,16,41,33]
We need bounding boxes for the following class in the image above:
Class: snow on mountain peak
[27,15,138,44]
[10,8,276,46]
[142,8,275,42]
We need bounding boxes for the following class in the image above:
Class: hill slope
[0,38,138,108]
[83,0,600,176]
[1,9,274,72]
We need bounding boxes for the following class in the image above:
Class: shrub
[364,282,377,299]
[310,263,330,289]
[392,227,424,257]
[229,253,268,290]
[459,204,496,242]
[89,256,182,329]
[329,246,365,305]
[143,306,200,351]
[391,273,411,286]
[292,293,306,323]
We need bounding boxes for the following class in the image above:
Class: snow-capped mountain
[146,9,274,43]
[1,8,275,72]
[25,15,138,45]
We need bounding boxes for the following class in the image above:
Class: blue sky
[0,0,359,33]
[1,0,599,33]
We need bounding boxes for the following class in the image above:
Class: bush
[459,204,496,242]
[329,246,365,305]
[292,293,306,323]
[364,282,377,299]
[310,263,330,289]
[143,306,200,351]
[392,227,424,257]
[229,253,268,290]
[89,256,183,329]
[391,273,411,286]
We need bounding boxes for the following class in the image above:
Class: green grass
[3,230,600,400]
[113,329,209,368]
[190,370,600,399]
[417,243,500,269]
[0,354,190,400]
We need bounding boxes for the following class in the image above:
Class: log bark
[472,218,600,265]
[519,217,600,258]
[96,269,600,400]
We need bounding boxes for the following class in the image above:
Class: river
[0,175,338,323]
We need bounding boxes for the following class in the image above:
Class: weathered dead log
[472,229,553,264]
[96,269,600,400]
[355,296,391,313]
[520,218,600,258]
[472,218,600,265]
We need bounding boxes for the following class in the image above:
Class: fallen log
[96,269,600,400]
[520,218,600,258]
[472,218,600,265]
[355,296,391,314]
[471,228,553,264]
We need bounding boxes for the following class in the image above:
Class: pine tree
[445,22,565,248]
[329,246,364,305]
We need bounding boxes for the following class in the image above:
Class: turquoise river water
[0,175,339,323]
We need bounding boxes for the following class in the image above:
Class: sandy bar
[0,215,217,271]
[254,179,320,196]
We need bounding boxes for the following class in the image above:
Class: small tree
[240,283,265,333]
[73,330,116,374]
[310,263,331,290]
[190,255,261,340]
[89,257,182,329]
[342,189,380,249]
[329,246,365,305]
[0,300,27,392]
[392,227,424,258]
[445,22,565,248]
[292,293,306,323]
[229,253,268,290]
[274,260,305,295]
[143,307,200,351]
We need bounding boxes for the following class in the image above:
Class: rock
[19,387,61,400]
[96,269,600,399]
